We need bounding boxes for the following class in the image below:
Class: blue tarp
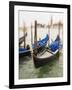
[32,34,49,49]
[19,48,27,52]
[49,36,63,52]
[49,41,59,52]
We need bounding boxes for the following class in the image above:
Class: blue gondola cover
[19,48,27,51]
[49,36,63,52]
[32,34,49,48]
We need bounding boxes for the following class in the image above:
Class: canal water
[19,51,63,79]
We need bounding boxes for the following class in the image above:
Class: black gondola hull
[33,51,59,68]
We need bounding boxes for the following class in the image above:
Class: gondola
[19,32,31,57]
[19,34,49,57]
[33,35,62,68]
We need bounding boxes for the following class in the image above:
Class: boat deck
[37,51,53,58]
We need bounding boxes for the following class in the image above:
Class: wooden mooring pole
[34,20,38,55]
[23,23,26,48]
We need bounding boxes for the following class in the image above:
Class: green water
[19,52,63,79]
